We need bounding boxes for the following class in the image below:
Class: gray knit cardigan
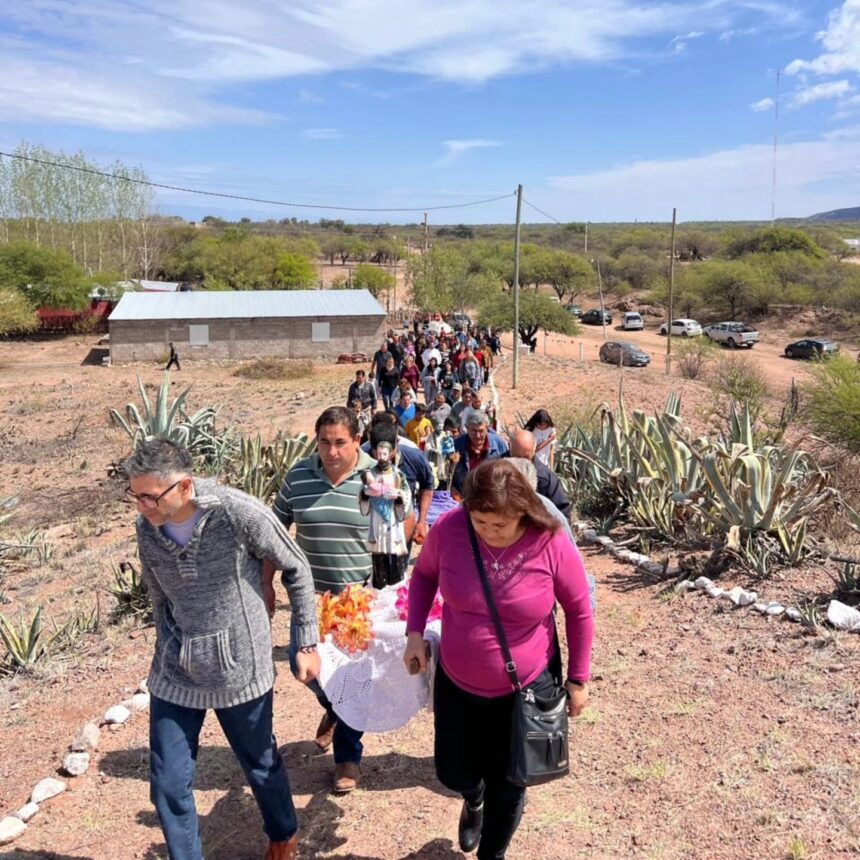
[135,479,318,709]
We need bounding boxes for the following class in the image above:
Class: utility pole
[666,207,677,376]
[596,260,607,340]
[423,212,429,254]
[584,221,588,254]
[512,184,523,389]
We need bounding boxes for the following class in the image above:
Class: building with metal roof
[108,289,386,364]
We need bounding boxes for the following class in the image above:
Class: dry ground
[1,336,859,860]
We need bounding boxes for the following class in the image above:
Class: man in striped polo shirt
[273,405,414,794]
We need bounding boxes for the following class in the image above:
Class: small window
[189,324,209,346]
[311,322,331,342]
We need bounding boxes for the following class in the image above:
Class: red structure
[37,300,111,333]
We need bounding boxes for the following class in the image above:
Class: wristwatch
[298,645,318,654]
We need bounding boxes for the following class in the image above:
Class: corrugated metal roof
[109,289,386,322]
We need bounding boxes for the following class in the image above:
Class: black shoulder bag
[466,520,570,787]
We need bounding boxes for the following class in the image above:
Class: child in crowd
[405,403,433,449]
[525,408,557,468]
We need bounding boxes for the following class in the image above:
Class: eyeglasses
[125,480,183,509]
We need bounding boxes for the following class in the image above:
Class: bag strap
[466,518,522,692]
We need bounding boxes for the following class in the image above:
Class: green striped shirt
[273,451,377,594]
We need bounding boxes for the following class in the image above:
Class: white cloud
[435,139,501,165]
[670,30,704,53]
[546,134,860,220]
[0,0,805,128]
[302,128,343,139]
[786,0,860,77]
[297,88,324,104]
[750,97,775,111]
[790,79,852,107]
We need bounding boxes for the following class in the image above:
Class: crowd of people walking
[125,319,593,860]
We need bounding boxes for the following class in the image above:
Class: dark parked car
[784,338,839,360]
[599,341,651,367]
[565,303,582,317]
[581,309,613,325]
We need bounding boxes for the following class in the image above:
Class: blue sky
[1,0,860,223]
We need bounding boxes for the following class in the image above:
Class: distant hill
[807,206,860,222]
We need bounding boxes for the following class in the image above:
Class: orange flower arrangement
[317,585,375,653]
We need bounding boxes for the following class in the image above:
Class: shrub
[804,354,860,453]
[233,359,314,381]
[710,354,770,422]
[674,338,718,380]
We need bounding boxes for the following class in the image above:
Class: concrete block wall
[109,315,385,363]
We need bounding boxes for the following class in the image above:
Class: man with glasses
[126,438,318,860]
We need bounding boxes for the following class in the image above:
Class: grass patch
[233,358,315,381]
[624,761,669,783]
[786,837,808,860]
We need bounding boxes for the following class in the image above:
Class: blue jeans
[150,690,297,860]
[289,614,364,764]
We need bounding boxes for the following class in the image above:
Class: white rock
[785,607,802,622]
[0,816,26,845]
[104,704,131,725]
[582,530,598,543]
[628,553,649,566]
[615,549,635,562]
[31,777,66,804]
[62,752,90,777]
[596,536,613,547]
[71,721,101,752]
[765,603,785,617]
[674,580,697,593]
[13,803,38,823]
[724,587,758,607]
[752,602,768,613]
[827,600,860,632]
[131,692,150,712]
[137,678,149,694]
[705,584,724,598]
[693,577,713,590]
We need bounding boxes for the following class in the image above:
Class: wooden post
[666,207,677,376]
[512,184,523,389]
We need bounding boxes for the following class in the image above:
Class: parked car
[581,309,613,325]
[447,312,471,329]
[621,311,644,331]
[784,338,839,359]
[659,318,702,337]
[565,303,583,317]
[704,321,759,348]
[599,341,651,367]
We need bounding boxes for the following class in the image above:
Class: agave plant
[0,608,49,672]
[109,561,152,622]
[109,373,237,468]
[227,432,316,503]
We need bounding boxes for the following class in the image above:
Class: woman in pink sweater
[404,459,594,859]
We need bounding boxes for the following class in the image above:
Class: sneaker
[333,761,360,794]
[315,712,337,751]
[458,800,484,853]
[264,833,298,860]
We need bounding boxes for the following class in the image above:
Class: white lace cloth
[318,586,440,732]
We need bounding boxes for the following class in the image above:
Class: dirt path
[2,337,860,859]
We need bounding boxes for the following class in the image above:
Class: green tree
[676,230,719,261]
[273,253,317,289]
[697,260,768,318]
[723,227,826,260]
[407,246,468,315]
[477,290,576,350]
[534,250,594,303]
[0,241,91,309]
[352,263,394,299]
[0,289,38,335]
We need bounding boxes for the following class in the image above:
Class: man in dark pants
[126,438,319,860]
[165,342,181,371]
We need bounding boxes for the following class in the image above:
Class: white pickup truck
[704,321,760,349]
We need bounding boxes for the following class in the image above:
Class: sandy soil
[1,336,859,860]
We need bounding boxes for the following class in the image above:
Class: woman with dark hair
[379,356,401,411]
[404,459,593,859]
[421,356,440,405]
[400,354,421,394]
[524,408,557,469]
[438,360,457,402]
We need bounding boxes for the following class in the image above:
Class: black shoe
[458,800,484,853]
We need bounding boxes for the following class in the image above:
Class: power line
[522,197,564,224]
[0,151,515,214]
